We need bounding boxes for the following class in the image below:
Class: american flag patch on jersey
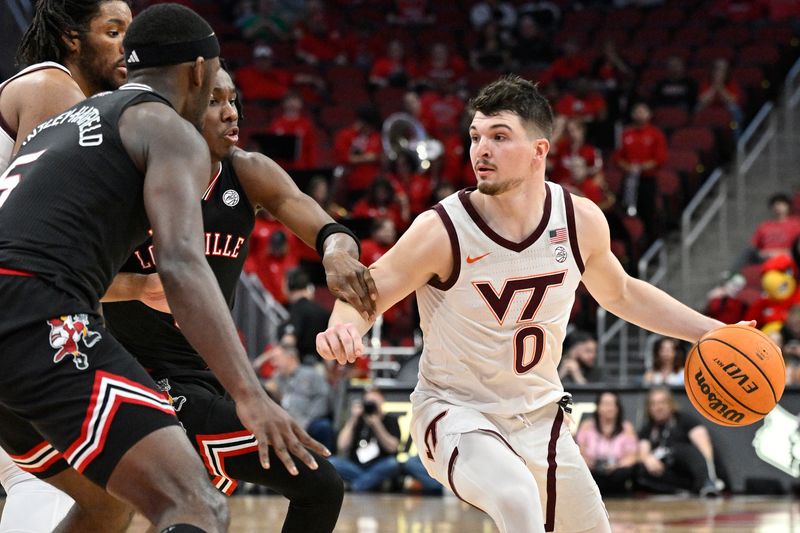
[549,228,567,244]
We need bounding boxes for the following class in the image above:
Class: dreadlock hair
[16,0,128,68]
[469,74,554,140]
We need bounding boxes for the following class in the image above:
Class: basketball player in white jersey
[0,1,131,530]
[317,75,737,533]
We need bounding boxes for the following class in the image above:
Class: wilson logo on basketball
[714,359,759,394]
[693,369,745,424]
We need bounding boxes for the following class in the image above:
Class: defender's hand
[235,394,330,476]
[316,323,364,365]
[141,273,170,313]
[322,251,377,320]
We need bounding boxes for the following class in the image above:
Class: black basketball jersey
[103,158,255,375]
[0,85,171,308]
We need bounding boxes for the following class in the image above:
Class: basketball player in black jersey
[0,4,328,532]
[0,2,133,529]
[102,64,367,532]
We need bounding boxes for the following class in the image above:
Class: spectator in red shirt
[253,229,298,304]
[351,177,408,231]
[554,77,608,125]
[334,105,384,198]
[244,210,284,274]
[419,87,466,140]
[542,40,590,89]
[235,44,324,104]
[549,118,603,185]
[388,152,434,217]
[416,42,467,91]
[615,102,668,243]
[294,0,347,66]
[268,91,319,170]
[750,194,800,261]
[696,58,743,130]
[369,39,417,89]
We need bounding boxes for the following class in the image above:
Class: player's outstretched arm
[317,209,452,364]
[575,195,724,343]
[232,148,376,318]
[121,103,327,475]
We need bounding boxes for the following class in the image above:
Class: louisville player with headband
[317,75,750,533]
[0,0,132,530]
[0,4,329,532]
[101,63,376,532]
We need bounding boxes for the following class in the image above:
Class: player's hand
[316,323,364,365]
[235,393,330,476]
[322,250,377,320]
[140,273,170,313]
[734,320,757,328]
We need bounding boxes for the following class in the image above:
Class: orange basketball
[684,325,785,427]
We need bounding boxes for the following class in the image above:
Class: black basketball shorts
[0,274,180,488]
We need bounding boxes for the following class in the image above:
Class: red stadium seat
[652,107,689,131]
[619,47,649,69]
[562,9,604,33]
[667,148,700,173]
[713,25,753,48]
[691,107,733,131]
[737,44,780,68]
[319,105,356,131]
[731,66,766,90]
[632,28,671,49]
[643,6,686,29]
[649,45,692,65]
[692,45,736,67]
[672,25,710,48]
[622,215,645,247]
[670,126,715,155]
[605,7,644,29]
[373,87,406,119]
[655,168,681,197]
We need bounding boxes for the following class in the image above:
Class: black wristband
[315,222,361,258]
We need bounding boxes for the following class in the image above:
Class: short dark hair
[565,330,595,352]
[769,193,791,207]
[16,0,129,67]
[286,268,311,291]
[469,75,554,139]
[123,3,213,53]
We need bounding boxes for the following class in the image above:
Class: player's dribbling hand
[235,394,330,476]
[322,251,378,320]
[316,323,364,365]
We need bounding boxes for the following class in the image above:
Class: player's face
[187,57,221,131]
[75,1,131,92]
[202,69,240,160]
[469,111,548,196]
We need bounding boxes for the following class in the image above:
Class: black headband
[124,33,220,71]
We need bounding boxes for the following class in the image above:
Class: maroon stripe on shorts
[476,428,524,461]
[544,407,564,532]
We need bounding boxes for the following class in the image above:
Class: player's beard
[77,38,123,93]
[477,176,524,196]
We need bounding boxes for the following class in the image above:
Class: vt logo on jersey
[47,314,102,370]
[473,272,566,374]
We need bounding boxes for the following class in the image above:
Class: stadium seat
[670,127,716,159]
[605,7,644,29]
[643,6,686,29]
[713,25,753,48]
[692,45,736,67]
[691,107,733,131]
[319,105,356,131]
[737,44,780,69]
[672,25,710,48]
[632,28,671,50]
[652,107,690,131]
[649,45,692,65]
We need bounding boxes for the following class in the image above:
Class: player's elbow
[154,242,206,284]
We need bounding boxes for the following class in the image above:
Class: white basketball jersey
[412,182,585,416]
[0,62,72,172]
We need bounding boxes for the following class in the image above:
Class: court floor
[125,494,798,532]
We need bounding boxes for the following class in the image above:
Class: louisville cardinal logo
[47,314,102,370]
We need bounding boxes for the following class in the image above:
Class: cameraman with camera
[329,387,402,492]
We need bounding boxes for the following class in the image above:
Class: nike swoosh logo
[466,252,491,264]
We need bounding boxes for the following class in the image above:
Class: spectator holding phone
[329,387,402,491]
